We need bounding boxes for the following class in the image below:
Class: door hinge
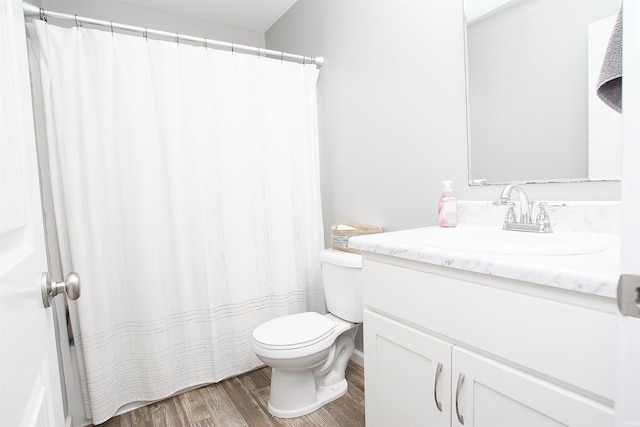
[617,274,640,318]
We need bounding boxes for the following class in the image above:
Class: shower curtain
[27,19,325,424]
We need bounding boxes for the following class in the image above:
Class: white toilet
[251,248,362,418]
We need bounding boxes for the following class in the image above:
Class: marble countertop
[349,226,620,299]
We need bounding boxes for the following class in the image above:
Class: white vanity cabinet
[363,254,617,427]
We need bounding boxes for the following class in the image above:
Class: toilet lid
[253,312,335,349]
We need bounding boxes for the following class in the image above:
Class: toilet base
[254,316,359,419]
[268,377,348,418]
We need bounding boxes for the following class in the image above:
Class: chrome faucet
[495,185,552,233]
[497,184,533,224]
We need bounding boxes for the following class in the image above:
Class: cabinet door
[364,310,452,427]
[452,347,614,427]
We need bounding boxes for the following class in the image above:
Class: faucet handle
[536,202,551,227]
[504,202,517,223]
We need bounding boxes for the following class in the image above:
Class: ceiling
[117,0,299,32]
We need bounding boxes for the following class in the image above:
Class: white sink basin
[414,225,610,256]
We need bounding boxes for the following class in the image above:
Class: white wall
[32,0,265,47]
[266,0,621,242]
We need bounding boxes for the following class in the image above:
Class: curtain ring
[110,22,114,36]
[257,47,261,59]
[39,8,47,22]
[203,38,208,49]
[176,33,180,44]
[231,43,235,54]
[281,51,284,62]
[144,27,148,41]
[74,14,80,28]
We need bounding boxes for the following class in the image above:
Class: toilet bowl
[251,249,362,418]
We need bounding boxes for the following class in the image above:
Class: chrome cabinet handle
[433,362,443,412]
[41,272,81,308]
[455,372,465,425]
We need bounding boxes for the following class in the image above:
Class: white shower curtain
[28,20,325,424]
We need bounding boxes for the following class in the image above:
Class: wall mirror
[465,0,622,185]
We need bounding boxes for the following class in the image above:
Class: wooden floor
[99,361,364,427]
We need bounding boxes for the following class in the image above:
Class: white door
[0,0,65,425]
[364,310,452,427]
[452,347,613,427]
[617,2,640,426]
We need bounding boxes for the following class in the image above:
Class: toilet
[251,248,362,418]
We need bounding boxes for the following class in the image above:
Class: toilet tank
[319,249,363,323]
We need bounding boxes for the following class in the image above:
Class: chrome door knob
[41,272,81,308]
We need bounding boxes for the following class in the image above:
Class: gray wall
[266,0,621,243]
[267,0,470,240]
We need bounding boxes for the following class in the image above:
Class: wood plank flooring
[99,361,364,427]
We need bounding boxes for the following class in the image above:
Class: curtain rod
[22,2,324,68]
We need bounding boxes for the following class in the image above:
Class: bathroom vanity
[350,201,620,427]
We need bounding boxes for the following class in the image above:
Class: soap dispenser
[438,180,457,227]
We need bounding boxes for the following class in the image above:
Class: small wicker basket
[330,223,383,254]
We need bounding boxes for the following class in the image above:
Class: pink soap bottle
[438,180,457,227]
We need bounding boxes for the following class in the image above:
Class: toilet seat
[253,312,335,350]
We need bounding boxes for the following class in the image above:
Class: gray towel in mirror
[597,3,623,113]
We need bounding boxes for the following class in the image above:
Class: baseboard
[350,349,364,367]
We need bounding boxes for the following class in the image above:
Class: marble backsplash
[457,200,621,234]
